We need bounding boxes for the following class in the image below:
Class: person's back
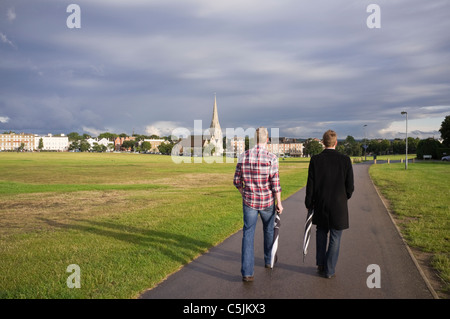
[304,130,354,278]
[307,149,353,229]
[237,145,280,210]
[233,127,283,281]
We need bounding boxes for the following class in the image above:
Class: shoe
[323,273,336,279]
[265,264,272,269]
[317,265,325,274]
[242,276,254,282]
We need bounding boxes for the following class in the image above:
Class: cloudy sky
[1,0,449,139]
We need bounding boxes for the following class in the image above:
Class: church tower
[206,94,223,156]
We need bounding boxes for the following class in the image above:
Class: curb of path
[368,166,440,299]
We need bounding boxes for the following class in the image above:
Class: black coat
[305,149,354,230]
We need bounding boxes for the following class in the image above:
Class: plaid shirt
[233,145,281,210]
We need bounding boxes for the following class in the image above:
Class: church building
[203,94,223,156]
[176,95,224,157]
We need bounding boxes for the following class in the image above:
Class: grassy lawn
[369,161,450,295]
[0,152,309,298]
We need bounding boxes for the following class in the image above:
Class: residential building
[174,135,207,156]
[226,137,245,157]
[0,132,35,151]
[267,137,304,157]
[35,134,69,151]
[114,136,136,151]
[142,139,165,152]
[86,137,114,150]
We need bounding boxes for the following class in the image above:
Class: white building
[86,138,114,150]
[35,134,69,151]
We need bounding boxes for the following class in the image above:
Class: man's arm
[275,191,283,214]
[305,157,315,209]
[233,162,244,196]
[345,157,354,199]
[269,157,283,214]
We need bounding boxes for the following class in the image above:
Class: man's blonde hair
[323,130,337,148]
[255,127,269,144]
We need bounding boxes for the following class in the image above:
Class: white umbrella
[270,213,281,268]
[303,209,314,262]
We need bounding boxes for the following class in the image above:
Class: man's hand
[275,192,283,214]
[276,202,284,214]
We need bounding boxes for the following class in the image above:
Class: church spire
[210,93,221,131]
[207,93,223,156]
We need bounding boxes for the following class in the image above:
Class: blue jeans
[241,203,276,277]
[316,226,343,276]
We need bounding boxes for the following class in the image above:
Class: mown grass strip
[369,162,450,294]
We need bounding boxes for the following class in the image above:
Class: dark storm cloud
[0,0,449,138]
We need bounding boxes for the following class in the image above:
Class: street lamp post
[363,124,368,161]
[401,111,408,170]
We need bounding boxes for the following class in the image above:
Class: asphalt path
[139,163,435,299]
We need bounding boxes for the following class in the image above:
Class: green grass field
[0,152,309,298]
[370,161,450,294]
[2,152,448,298]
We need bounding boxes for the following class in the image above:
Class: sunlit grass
[370,162,450,294]
[0,152,308,298]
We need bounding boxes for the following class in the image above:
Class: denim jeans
[241,203,276,277]
[316,226,343,276]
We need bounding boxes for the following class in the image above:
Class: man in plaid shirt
[233,127,283,282]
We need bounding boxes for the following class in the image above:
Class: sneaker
[242,276,254,282]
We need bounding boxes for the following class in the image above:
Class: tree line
[66,132,167,142]
[66,132,174,154]
[303,135,449,159]
[304,136,421,157]
[303,115,450,159]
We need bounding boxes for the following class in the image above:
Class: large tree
[338,135,362,156]
[304,139,323,156]
[416,138,441,159]
[439,115,450,147]
[67,132,82,141]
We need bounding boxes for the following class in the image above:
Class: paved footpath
[139,163,435,299]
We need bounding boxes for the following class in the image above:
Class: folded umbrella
[270,213,281,268]
[302,209,314,263]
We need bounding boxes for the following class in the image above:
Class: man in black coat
[305,130,354,278]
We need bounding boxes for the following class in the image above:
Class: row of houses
[0,133,69,151]
[0,132,168,152]
[177,136,305,157]
[227,137,304,157]
[1,132,305,156]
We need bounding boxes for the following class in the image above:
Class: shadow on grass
[38,217,212,265]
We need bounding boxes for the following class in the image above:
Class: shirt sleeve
[233,162,243,189]
[269,156,281,193]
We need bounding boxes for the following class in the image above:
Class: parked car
[442,155,450,161]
